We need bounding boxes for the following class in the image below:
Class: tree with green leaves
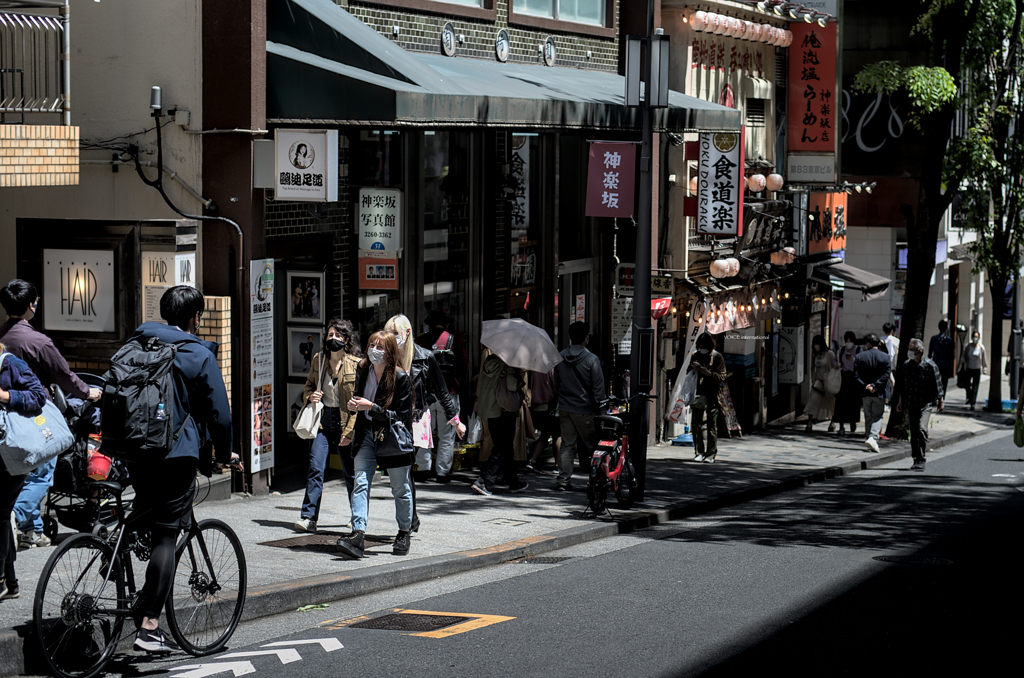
[852,0,1023,422]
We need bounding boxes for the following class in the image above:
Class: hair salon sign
[42,249,116,333]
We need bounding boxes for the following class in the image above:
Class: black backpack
[101,336,190,460]
[432,332,458,387]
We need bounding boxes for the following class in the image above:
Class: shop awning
[810,261,891,301]
[266,0,741,132]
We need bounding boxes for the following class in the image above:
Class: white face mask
[698,348,710,355]
[368,347,386,365]
[393,332,407,348]
[845,342,854,349]
[971,337,979,344]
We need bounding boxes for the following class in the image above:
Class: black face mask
[324,338,346,353]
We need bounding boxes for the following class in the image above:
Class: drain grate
[259,534,392,553]
[350,613,470,632]
[510,556,572,564]
[873,555,954,567]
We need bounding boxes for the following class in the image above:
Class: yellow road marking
[398,609,516,638]
[460,535,553,557]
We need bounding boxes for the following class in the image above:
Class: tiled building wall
[198,296,234,412]
[0,125,80,187]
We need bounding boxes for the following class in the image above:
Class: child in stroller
[41,375,129,540]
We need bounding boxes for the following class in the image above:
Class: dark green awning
[266,0,741,132]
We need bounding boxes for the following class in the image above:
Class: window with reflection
[515,0,604,25]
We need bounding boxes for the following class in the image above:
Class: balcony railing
[1,4,68,124]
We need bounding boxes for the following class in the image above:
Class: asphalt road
[26,429,1023,678]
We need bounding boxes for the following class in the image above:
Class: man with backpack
[104,286,236,653]
[415,309,468,482]
[553,322,605,491]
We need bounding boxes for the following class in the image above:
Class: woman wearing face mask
[384,315,466,533]
[804,335,838,432]
[960,330,988,410]
[687,333,727,463]
[336,331,415,559]
[294,319,362,534]
[831,331,862,436]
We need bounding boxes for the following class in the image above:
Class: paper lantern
[725,258,740,277]
[692,11,708,32]
[748,23,761,41]
[747,174,767,192]
[709,259,728,278]
[781,30,793,48]
[767,173,784,191]
[783,247,796,263]
[688,175,699,195]
[760,23,773,42]
[737,21,751,40]
[729,17,743,37]
[775,28,787,46]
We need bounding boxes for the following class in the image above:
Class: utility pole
[1011,247,1020,399]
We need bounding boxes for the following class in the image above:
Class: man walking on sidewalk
[855,333,891,454]
[894,338,944,471]
[553,322,605,491]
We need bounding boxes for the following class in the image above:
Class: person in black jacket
[553,322,605,490]
[854,333,892,454]
[336,331,415,559]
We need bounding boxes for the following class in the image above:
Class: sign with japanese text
[141,251,196,324]
[358,250,398,290]
[786,153,836,183]
[788,23,837,153]
[509,135,531,233]
[616,263,636,297]
[357,187,403,252]
[585,142,636,218]
[697,132,743,236]
[807,192,847,254]
[42,249,116,333]
[249,259,275,472]
[275,129,338,202]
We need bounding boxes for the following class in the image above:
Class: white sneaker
[693,454,705,463]
[865,437,880,453]
[293,518,317,533]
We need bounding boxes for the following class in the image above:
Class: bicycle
[585,394,649,516]
[32,476,247,678]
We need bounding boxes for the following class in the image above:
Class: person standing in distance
[894,338,944,471]
[553,322,605,490]
[0,279,101,549]
[687,333,727,463]
[928,320,955,396]
[415,310,469,483]
[127,286,237,653]
[854,333,892,454]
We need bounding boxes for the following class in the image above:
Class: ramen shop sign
[274,129,339,202]
[42,249,116,333]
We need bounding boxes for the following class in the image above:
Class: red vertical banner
[787,23,837,153]
[807,192,848,254]
[585,142,636,218]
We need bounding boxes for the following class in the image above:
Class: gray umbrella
[480,319,562,373]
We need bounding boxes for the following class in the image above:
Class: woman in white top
[960,330,988,410]
[804,334,838,431]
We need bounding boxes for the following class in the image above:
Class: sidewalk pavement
[0,403,1010,677]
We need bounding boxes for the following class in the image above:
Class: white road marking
[263,638,344,652]
[217,649,302,664]
[170,661,256,678]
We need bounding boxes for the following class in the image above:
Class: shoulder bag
[374,410,415,457]
[0,353,74,475]
[495,366,526,412]
[293,356,326,440]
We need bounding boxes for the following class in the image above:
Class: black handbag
[374,411,414,458]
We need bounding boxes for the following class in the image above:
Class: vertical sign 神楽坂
[250,259,275,472]
[697,132,742,236]
[787,23,837,154]
[585,142,636,218]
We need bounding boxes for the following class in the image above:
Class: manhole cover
[259,534,392,553]
[873,555,954,567]
[350,613,469,632]
[510,556,571,564]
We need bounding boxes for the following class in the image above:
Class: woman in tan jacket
[294,319,362,533]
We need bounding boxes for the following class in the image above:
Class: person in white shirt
[883,322,899,399]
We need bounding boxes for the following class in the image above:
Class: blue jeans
[14,456,56,533]
[351,431,413,533]
[429,394,460,477]
[300,408,354,522]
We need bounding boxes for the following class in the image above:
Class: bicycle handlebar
[598,392,654,409]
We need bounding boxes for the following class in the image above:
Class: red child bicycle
[585,394,647,516]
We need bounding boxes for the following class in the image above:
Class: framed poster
[288,327,321,378]
[286,271,324,324]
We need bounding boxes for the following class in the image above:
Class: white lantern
[760,23,773,43]
[747,174,767,192]
[775,28,788,46]
[783,247,796,263]
[688,175,699,195]
[748,23,761,41]
[725,258,741,277]
[737,21,751,41]
[709,259,729,279]
[692,11,707,32]
[767,173,784,191]
[711,14,727,35]
[730,17,743,37]
[782,30,793,48]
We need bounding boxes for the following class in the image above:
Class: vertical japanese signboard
[274,129,338,202]
[585,142,636,218]
[807,192,848,254]
[357,188,402,252]
[250,259,275,472]
[787,23,837,153]
[697,132,743,236]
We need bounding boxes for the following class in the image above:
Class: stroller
[41,374,130,540]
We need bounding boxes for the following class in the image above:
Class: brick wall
[0,125,80,187]
[198,296,233,412]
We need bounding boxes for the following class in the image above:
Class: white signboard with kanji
[697,132,742,236]
[357,188,403,252]
[274,129,338,202]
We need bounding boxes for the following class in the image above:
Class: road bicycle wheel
[166,518,247,656]
[33,533,126,678]
[587,464,609,515]
[616,457,638,509]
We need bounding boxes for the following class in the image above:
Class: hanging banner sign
[697,132,743,235]
[357,187,403,251]
[787,23,837,154]
[42,249,116,333]
[358,250,398,290]
[274,129,338,202]
[807,192,848,254]
[585,142,636,218]
[250,259,275,473]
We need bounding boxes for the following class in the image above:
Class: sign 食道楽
[697,132,743,236]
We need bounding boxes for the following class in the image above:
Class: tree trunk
[987,277,1008,411]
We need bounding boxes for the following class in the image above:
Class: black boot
[410,514,421,533]
[336,530,365,559]
[393,530,411,556]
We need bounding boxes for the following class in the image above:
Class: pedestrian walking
[803,334,837,432]
[854,333,892,454]
[928,320,955,395]
[894,338,944,471]
[959,330,987,410]
[553,322,605,488]
[526,368,560,473]
[294,319,361,535]
[0,279,102,549]
[0,340,48,603]
[882,322,899,396]
[415,310,469,482]
[385,315,464,532]
[688,332,727,463]
[471,351,530,496]
[335,331,415,559]
[123,286,236,653]
[831,331,863,436]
